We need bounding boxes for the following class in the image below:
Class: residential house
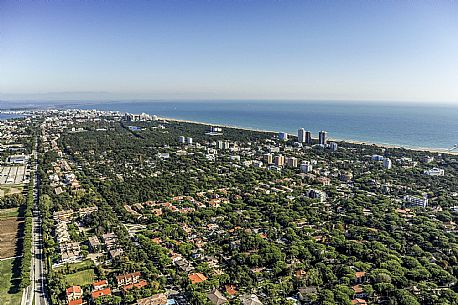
[239,294,263,305]
[354,271,367,284]
[188,272,207,284]
[115,272,141,287]
[109,248,124,259]
[297,286,318,303]
[88,236,101,252]
[207,289,228,305]
[225,284,237,297]
[102,232,118,249]
[351,299,368,305]
[92,279,108,291]
[91,287,111,301]
[352,285,367,299]
[123,279,148,291]
[66,286,83,301]
[174,257,194,272]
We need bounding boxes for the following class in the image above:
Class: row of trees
[19,175,34,288]
[0,193,25,209]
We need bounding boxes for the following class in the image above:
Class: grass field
[64,268,95,286]
[0,207,20,219]
[0,258,22,305]
[0,186,23,198]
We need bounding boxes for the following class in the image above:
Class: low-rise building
[115,271,141,287]
[188,272,208,284]
[424,167,444,176]
[91,287,111,301]
[404,195,428,208]
[66,286,83,302]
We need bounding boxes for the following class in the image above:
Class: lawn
[0,207,19,220]
[0,258,22,305]
[55,259,94,273]
[64,268,96,286]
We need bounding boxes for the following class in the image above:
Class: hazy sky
[1,1,458,103]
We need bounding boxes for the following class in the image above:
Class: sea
[1,100,458,151]
[0,113,24,121]
[75,100,458,151]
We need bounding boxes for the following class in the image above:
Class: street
[29,139,48,305]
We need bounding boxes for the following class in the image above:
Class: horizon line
[1,97,458,106]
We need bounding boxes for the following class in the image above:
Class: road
[30,139,49,305]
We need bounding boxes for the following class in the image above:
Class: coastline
[159,116,458,155]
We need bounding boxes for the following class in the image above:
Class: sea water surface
[0,113,24,121]
[76,100,458,151]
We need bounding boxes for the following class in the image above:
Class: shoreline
[159,116,458,155]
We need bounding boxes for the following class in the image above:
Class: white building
[263,153,273,164]
[424,167,444,176]
[300,162,313,173]
[186,137,193,145]
[329,142,338,151]
[252,160,263,168]
[307,189,326,202]
[404,195,428,208]
[7,154,28,164]
[230,155,241,161]
[178,136,186,144]
[279,132,288,141]
[372,154,384,161]
[286,157,298,168]
[217,140,223,149]
[383,158,392,169]
[421,156,434,163]
[274,155,285,167]
[318,131,327,145]
[298,128,306,143]
[210,126,223,132]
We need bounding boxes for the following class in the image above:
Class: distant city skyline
[1,1,458,103]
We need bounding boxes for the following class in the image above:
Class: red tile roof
[115,271,141,283]
[352,285,363,294]
[225,284,237,296]
[68,300,83,305]
[188,272,208,284]
[151,237,162,244]
[91,287,112,299]
[122,279,148,291]
[92,279,108,288]
[66,285,82,295]
[355,271,366,278]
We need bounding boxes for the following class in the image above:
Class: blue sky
[1,1,457,103]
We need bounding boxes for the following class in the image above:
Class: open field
[64,268,95,286]
[0,208,23,259]
[0,258,22,305]
[0,185,23,198]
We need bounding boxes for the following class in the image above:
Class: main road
[30,138,49,305]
